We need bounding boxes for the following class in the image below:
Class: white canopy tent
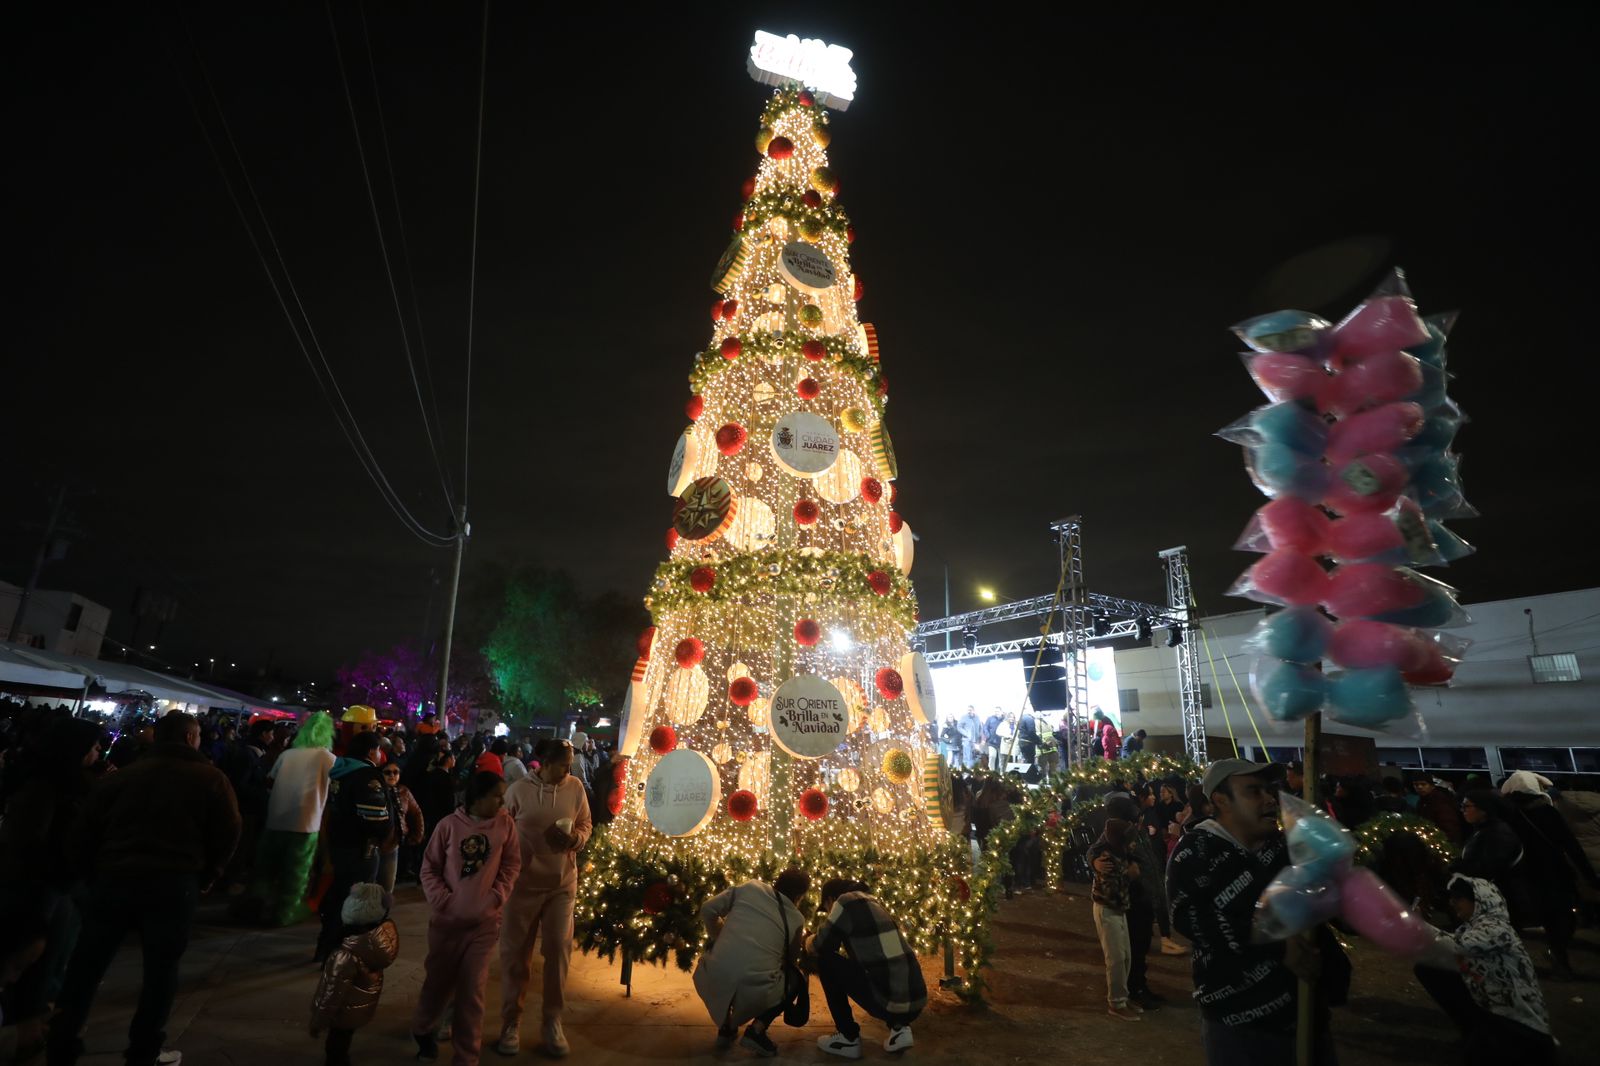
[0,643,280,717]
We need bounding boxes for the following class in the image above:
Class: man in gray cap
[1165,758,1333,1064]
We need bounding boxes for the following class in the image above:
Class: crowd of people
[937,704,1145,777]
[4,693,1599,1065]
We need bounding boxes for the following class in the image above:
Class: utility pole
[7,486,68,645]
[434,505,470,726]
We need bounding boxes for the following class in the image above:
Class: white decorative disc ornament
[770,412,839,477]
[899,650,937,727]
[644,748,720,837]
[664,664,710,726]
[893,519,915,576]
[778,241,839,294]
[815,448,864,505]
[668,429,702,496]
[769,674,849,759]
[738,751,772,804]
[724,497,777,551]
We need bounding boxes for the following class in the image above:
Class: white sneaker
[884,1025,914,1053]
[1160,936,1189,955]
[543,1018,569,1058]
[156,1053,183,1066]
[818,1032,863,1059]
[495,1027,520,1055]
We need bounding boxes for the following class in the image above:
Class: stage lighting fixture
[962,628,979,653]
[1165,625,1183,648]
[1091,613,1109,638]
[1134,617,1152,644]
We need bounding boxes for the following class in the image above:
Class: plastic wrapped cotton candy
[1250,606,1334,664]
[1315,349,1425,418]
[1233,549,1330,607]
[1253,863,1344,943]
[1244,443,1333,501]
[1324,499,1440,566]
[1233,309,1330,354]
[1326,270,1431,365]
[1327,667,1413,727]
[1338,866,1434,956]
[1280,793,1356,879]
[1243,351,1327,405]
[1253,660,1329,721]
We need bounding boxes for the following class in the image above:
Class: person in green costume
[251,712,337,926]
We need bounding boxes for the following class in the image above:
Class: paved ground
[15,883,1595,1064]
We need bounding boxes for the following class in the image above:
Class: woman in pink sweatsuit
[411,771,521,1065]
[496,737,592,1058]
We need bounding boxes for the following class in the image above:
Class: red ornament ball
[853,275,864,301]
[665,528,679,550]
[801,339,827,362]
[798,788,829,820]
[797,89,815,107]
[728,789,758,821]
[877,373,889,397]
[720,337,741,361]
[875,666,904,700]
[637,626,657,659]
[889,511,904,533]
[740,177,756,201]
[802,189,822,208]
[607,758,628,816]
[732,212,745,232]
[797,378,821,400]
[728,676,759,706]
[641,880,673,915]
[867,570,892,596]
[685,394,704,421]
[767,136,795,160]
[715,423,747,456]
[649,725,677,755]
[860,477,883,503]
[721,298,738,321]
[689,567,717,593]
[949,876,971,903]
[794,499,820,525]
[889,481,898,504]
[794,618,821,646]
[846,225,857,244]
[674,638,704,668]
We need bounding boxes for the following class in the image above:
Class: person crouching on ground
[497,738,592,1058]
[411,772,521,1065]
[694,868,811,1057]
[808,878,926,1059]
[309,883,398,1066]
[1088,818,1140,1020]
[1413,874,1557,1064]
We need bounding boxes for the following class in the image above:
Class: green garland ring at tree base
[576,827,991,999]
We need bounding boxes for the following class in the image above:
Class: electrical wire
[173,28,453,547]
[461,0,490,510]
[327,0,457,512]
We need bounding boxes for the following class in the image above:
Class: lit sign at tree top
[747,31,857,110]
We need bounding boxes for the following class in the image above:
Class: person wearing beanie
[1104,793,1173,1009]
[496,738,592,1058]
[251,712,337,927]
[310,883,399,1066]
[412,772,521,1065]
[1087,817,1139,1020]
[316,732,391,962]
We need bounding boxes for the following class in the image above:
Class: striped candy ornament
[923,751,954,832]
[856,322,880,363]
[870,421,898,480]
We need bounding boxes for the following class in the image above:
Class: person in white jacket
[693,869,811,1057]
[496,738,592,1058]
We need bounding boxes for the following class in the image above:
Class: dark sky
[6,6,1594,681]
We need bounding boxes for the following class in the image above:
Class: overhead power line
[461,0,490,510]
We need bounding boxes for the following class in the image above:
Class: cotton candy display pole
[1220,270,1476,729]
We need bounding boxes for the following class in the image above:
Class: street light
[979,587,997,603]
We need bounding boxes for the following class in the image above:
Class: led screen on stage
[927,647,1121,730]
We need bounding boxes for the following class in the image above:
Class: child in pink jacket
[411,771,521,1065]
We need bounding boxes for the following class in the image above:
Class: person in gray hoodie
[496,738,592,1058]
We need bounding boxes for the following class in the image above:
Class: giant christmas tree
[578,48,979,982]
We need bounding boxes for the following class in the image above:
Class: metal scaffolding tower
[1160,546,1208,764]
[1052,517,1091,767]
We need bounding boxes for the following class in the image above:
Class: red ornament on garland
[798,788,829,820]
[715,423,747,456]
[649,725,677,755]
[889,481,898,504]
[889,511,904,533]
[607,758,628,816]
[709,298,724,323]
[732,212,745,232]
[721,298,738,321]
[720,337,741,361]
[796,378,820,400]
[797,89,815,107]
[637,627,657,659]
[728,789,758,821]
[740,177,756,201]
[875,666,904,700]
[860,477,883,503]
[685,394,704,421]
[665,528,679,550]
[801,339,826,362]
[689,567,717,593]
[802,189,822,208]
[853,275,864,301]
[867,570,892,596]
[949,876,971,903]
[846,224,857,244]
[767,136,795,160]
[877,373,889,397]
[728,677,758,706]
[674,638,704,668]
[793,499,820,525]
[794,618,821,646]
[642,880,673,915]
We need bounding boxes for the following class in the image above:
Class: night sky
[6,6,1594,681]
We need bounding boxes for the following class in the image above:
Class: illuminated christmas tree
[579,40,979,983]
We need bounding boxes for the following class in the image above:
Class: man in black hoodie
[316,732,390,961]
[1166,758,1333,1065]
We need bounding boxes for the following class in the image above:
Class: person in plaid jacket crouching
[807,879,927,1059]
